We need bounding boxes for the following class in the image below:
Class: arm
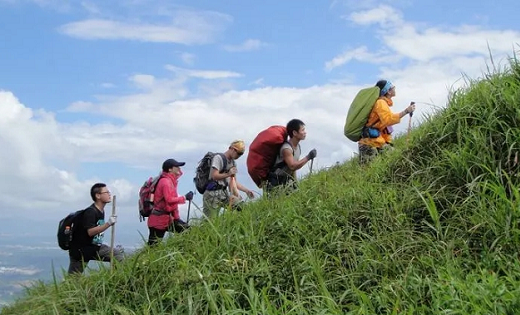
[88,223,111,237]
[210,155,236,181]
[229,176,240,197]
[374,100,402,127]
[283,147,309,171]
[235,180,251,194]
[232,177,254,199]
[211,167,234,181]
[84,209,112,237]
[159,179,186,206]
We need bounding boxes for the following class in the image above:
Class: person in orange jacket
[358,80,416,164]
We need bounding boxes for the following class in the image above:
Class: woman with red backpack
[147,158,194,246]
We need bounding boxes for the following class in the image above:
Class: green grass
[3,56,520,314]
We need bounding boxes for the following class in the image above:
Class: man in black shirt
[68,183,124,274]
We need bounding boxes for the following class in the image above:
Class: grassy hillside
[3,58,520,314]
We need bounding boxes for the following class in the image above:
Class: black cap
[162,158,185,171]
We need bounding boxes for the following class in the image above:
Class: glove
[107,215,117,226]
[406,103,416,114]
[185,191,194,201]
[307,149,317,160]
[173,219,190,233]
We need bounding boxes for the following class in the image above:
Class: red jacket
[147,171,186,230]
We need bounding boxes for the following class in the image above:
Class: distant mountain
[0,227,146,309]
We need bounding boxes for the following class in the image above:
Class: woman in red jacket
[147,158,194,246]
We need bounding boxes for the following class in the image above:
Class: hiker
[266,119,316,192]
[68,183,124,274]
[202,140,254,218]
[358,80,415,164]
[147,158,194,246]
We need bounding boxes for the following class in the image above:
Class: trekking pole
[191,200,203,213]
[310,158,314,175]
[110,195,116,271]
[186,200,192,224]
[406,101,415,146]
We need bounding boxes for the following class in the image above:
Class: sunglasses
[234,148,244,156]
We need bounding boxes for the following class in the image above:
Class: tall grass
[2,57,520,314]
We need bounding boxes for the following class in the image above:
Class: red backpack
[138,175,162,222]
[247,125,287,188]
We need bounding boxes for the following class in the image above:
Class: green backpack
[343,86,380,142]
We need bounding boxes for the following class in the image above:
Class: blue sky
[0,0,519,270]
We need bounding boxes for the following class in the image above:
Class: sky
[0,0,519,250]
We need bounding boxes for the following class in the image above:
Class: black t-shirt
[70,204,106,249]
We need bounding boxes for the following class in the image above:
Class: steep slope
[2,58,520,314]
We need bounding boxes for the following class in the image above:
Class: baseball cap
[162,158,185,171]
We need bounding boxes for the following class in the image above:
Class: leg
[358,143,379,165]
[203,190,227,219]
[147,227,166,246]
[68,254,86,275]
[266,171,294,197]
[380,143,395,153]
[97,244,125,262]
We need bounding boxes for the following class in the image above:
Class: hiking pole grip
[410,101,415,117]
[110,195,116,271]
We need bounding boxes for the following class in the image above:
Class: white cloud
[165,65,243,79]
[347,5,402,26]
[325,46,399,71]
[66,100,94,112]
[249,78,265,86]
[101,82,115,88]
[80,0,99,14]
[328,4,520,71]
[2,3,519,238]
[179,52,196,65]
[389,27,520,62]
[0,266,41,276]
[223,39,267,52]
[0,0,71,11]
[59,10,232,44]
[0,91,135,216]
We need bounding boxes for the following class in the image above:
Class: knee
[114,247,125,261]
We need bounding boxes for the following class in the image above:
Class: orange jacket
[359,97,401,148]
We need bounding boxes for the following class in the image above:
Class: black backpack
[194,152,228,194]
[57,209,86,250]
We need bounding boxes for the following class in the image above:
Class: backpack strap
[217,153,228,173]
[206,153,229,191]
[150,175,164,193]
[272,141,296,171]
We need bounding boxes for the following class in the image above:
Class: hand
[173,219,190,233]
[185,191,194,201]
[230,195,242,204]
[405,103,416,114]
[246,190,254,199]
[228,167,237,176]
[307,149,317,160]
[107,215,117,226]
